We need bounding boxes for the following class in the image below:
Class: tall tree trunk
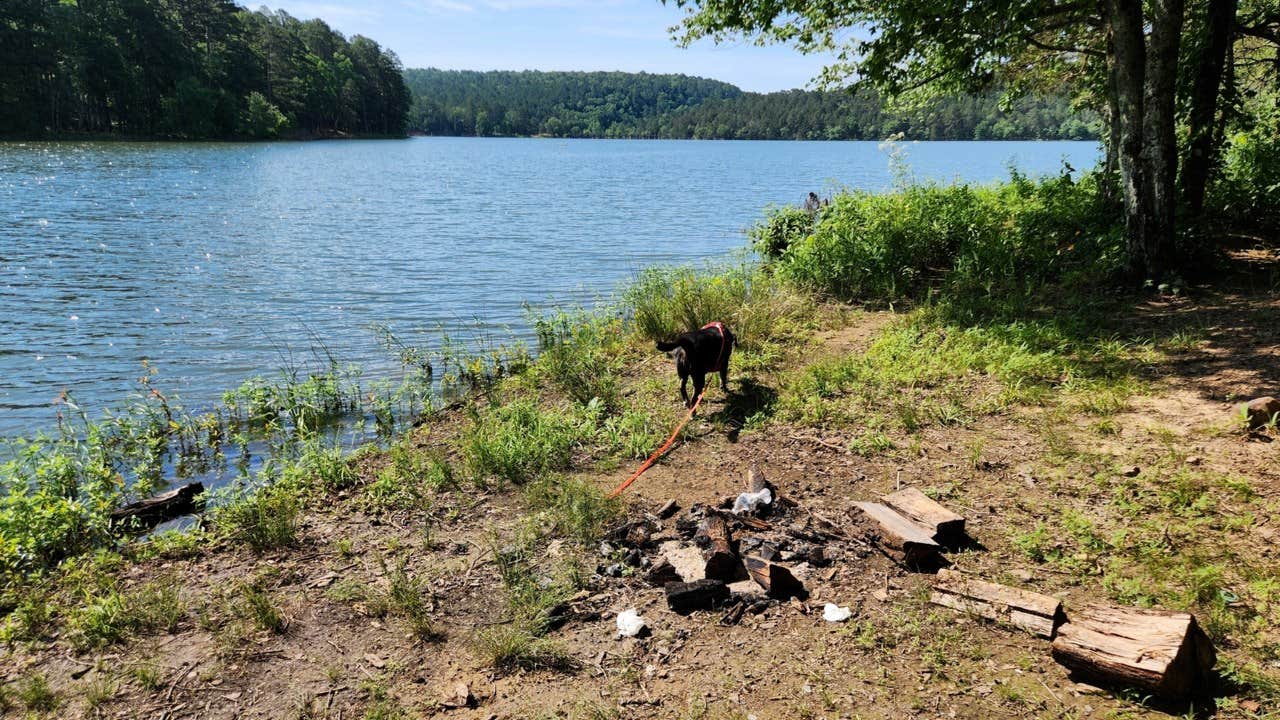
[1105,0,1185,280]
[1104,0,1153,277]
[1143,0,1186,277]
[1102,31,1123,204]
[1182,0,1237,212]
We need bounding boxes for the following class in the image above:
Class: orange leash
[607,390,705,499]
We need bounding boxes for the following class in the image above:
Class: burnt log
[644,558,683,586]
[111,482,204,531]
[743,555,806,600]
[694,516,740,581]
[665,579,730,614]
[930,569,1063,638]
[1051,605,1216,701]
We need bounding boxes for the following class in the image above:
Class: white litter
[616,609,647,638]
[732,487,773,514]
[822,603,853,623]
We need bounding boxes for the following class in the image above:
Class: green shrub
[750,205,815,258]
[1212,99,1280,229]
[773,172,1119,304]
[462,401,579,485]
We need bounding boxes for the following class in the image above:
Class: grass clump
[14,673,59,712]
[623,261,813,350]
[213,484,300,552]
[462,400,579,486]
[533,310,626,411]
[383,559,438,641]
[525,475,621,544]
[67,580,184,650]
[237,581,288,634]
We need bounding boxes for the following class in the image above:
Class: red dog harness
[702,321,729,373]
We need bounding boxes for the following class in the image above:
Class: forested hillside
[405,69,742,137]
[0,1,411,139]
[404,68,1099,140]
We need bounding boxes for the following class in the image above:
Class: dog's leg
[720,366,729,391]
[692,373,706,407]
[679,374,690,407]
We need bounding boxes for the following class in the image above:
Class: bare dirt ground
[5,276,1279,720]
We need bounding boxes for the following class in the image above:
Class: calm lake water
[0,138,1099,437]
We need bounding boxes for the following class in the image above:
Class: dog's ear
[655,340,680,352]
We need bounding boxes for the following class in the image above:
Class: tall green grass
[623,261,813,346]
[758,171,1123,306]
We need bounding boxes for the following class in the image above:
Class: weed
[533,310,624,411]
[213,485,299,552]
[16,673,58,712]
[524,475,621,544]
[238,582,287,634]
[68,580,185,650]
[462,400,579,485]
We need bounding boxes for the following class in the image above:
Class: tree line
[404,68,1100,140]
[0,1,412,139]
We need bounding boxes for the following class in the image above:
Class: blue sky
[258,1,832,92]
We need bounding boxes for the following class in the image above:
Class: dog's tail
[655,337,694,353]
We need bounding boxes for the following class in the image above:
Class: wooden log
[694,516,740,581]
[882,487,965,545]
[852,501,940,566]
[743,555,806,599]
[1051,605,1216,701]
[110,482,204,530]
[747,464,771,493]
[664,579,730,614]
[644,558,683,586]
[930,569,1063,638]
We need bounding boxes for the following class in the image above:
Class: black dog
[655,322,735,408]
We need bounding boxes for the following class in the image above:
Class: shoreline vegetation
[2,162,1278,717]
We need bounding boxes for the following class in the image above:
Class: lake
[0,138,1100,437]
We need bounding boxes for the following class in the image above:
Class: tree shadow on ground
[706,377,779,442]
[934,245,1280,407]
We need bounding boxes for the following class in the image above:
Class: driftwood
[930,569,1063,638]
[852,501,941,566]
[694,516,739,581]
[1051,605,1216,701]
[743,555,806,599]
[665,579,730,614]
[110,482,204,530]
[882,487,965,545]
